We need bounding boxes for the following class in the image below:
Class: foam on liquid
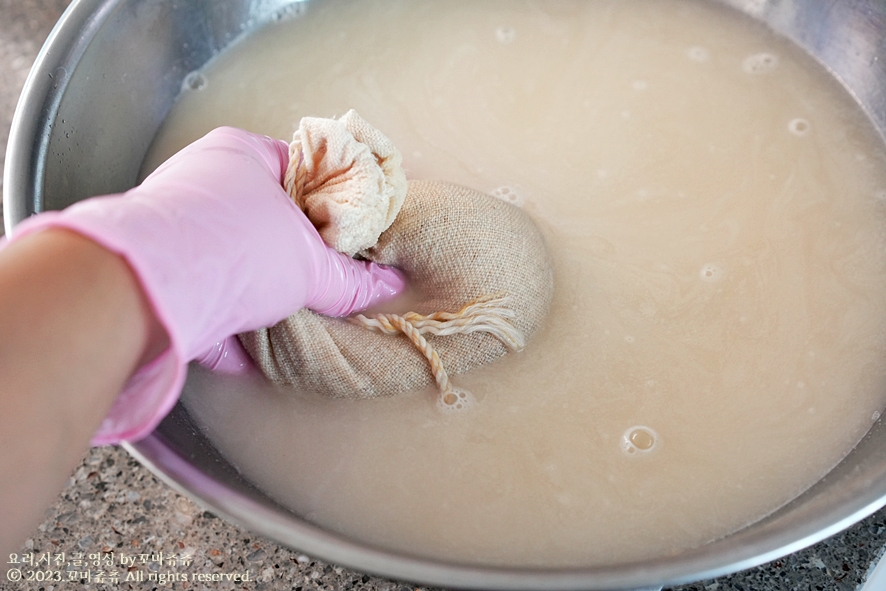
[145,0,886,567]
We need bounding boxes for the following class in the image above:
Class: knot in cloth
[240,112,554,409]
[284,109,407,256]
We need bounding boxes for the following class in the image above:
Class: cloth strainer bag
[239,111,554,410]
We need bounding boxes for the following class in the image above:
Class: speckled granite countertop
[3,2,886,590]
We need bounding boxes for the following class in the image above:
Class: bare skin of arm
[0,228,168,557]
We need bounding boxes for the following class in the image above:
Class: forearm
[0,229,167,556]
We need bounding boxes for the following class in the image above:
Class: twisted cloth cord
[351,295,525,406]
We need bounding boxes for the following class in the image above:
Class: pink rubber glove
[195,336,256,375]
[7,127,405,445]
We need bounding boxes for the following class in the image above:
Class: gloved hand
[7,127,405,445]
[195,336,257,375]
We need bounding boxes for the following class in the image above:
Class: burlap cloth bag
[239,111,553,410]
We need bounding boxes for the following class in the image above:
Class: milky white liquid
[145,0,886,567]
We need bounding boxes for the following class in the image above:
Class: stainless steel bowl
[5,1,886,589]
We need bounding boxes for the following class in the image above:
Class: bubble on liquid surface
[495,25,516,44]
[491,185,525,207]
[621,426,659,455]
[700,263,724,282]
[437,388,473,413]
[788,118,811,137]
[182,71,208,92]
[742,52,778,74]
[632,79,648,91]
[687,46,710,62]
